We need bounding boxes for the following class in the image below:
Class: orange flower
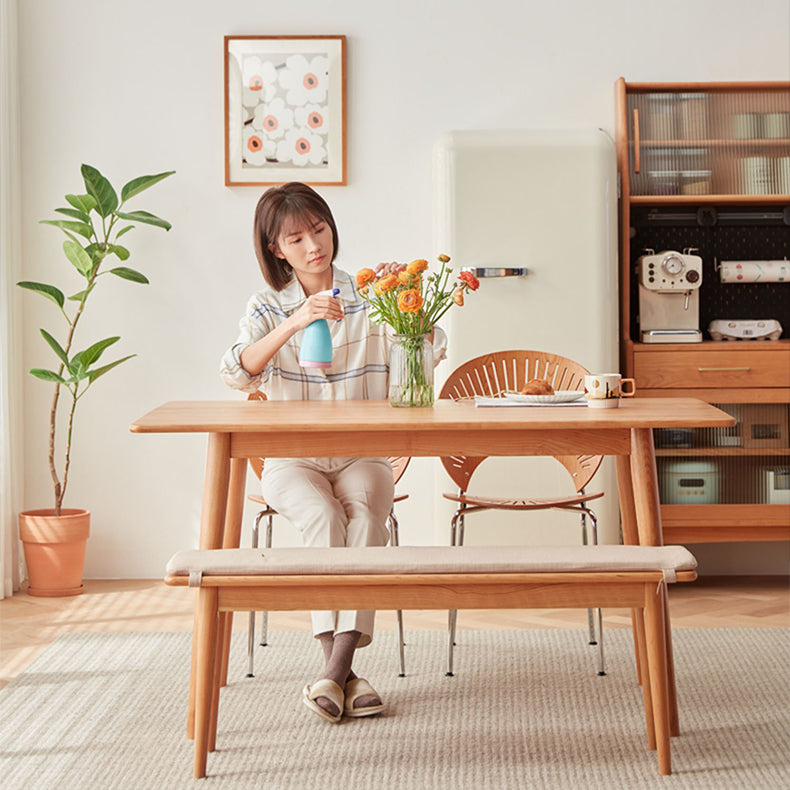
[452,287,464,306]
[438,253,451,263]
[356,268,376,287]
[458,270,480,291]
[398,271,413,284]
[375,274,399,295]
[406,259,429,275]
[397,289,423,313]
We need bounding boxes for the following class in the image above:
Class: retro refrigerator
[432,129,620,545]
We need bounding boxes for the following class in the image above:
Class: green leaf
[68,283,95,301]
[120,170,175,202]
[39,329,69,366]
[65,193,97,213]
[17,281,65,308]
[87,354,135,384]
[40,219,93,240]
[114,210,171,231]
[29,368,66,383]
[55,207,91,222]
[108,244,130,261]
[81,164,118,217]
[63,240,93,277]
[109,266,149,284]
[72,336,120,369]
[115,225,135,239]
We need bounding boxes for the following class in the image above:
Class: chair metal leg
[447,503,465,676]
[388,508,407,677]
[246,511,262,678]
[259,515,273,647]
[581,505,606,675]
[246,510,272,677]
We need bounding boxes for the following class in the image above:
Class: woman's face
[272,214,334,283]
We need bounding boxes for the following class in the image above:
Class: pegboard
[629,206,790,341]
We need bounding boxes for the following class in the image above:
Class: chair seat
[248,492,408,508]
[442,490,604,510]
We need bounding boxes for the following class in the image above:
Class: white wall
[15,0,790,577]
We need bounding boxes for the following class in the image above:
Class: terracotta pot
[18,509,90,597]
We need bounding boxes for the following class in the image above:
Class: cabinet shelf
[655,448,790,457]
[633,138,790,148]
[630,194,790,205]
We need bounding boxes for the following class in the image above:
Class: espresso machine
[636,249,703,343]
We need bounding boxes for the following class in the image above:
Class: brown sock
[312,631,380,715]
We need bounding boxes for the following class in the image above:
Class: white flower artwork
[225,36,346,185]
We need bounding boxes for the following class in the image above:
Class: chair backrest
[438,350,602,493]
[245,391,410,484]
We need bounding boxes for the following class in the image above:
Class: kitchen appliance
[662,460,720,504]
[762,467,790,505]
[708,319,782,341]
[636,249,703,343]
[432,129,619,545]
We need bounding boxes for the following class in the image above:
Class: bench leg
[644,585,671,776]
[194,587,219,779]
[634,608,655,751]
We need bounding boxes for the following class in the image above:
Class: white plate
[503,390,585,404]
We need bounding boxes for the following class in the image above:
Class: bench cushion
[166,545,696,578]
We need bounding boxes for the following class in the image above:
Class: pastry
[520,378,555,395]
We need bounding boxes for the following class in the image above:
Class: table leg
[187,432,231,740]
[630,428,680,737]
[219,458,249,688]
[616,454,643,685]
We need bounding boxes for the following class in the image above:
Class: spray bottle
[298,288,340,369]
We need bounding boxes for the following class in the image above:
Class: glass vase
[389,334,434,407]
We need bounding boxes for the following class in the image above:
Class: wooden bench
[165,544,697,779]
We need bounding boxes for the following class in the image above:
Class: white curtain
[0,0,24,597]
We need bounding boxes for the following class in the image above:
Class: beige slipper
[302,678,344,723]
[343,677,386,718]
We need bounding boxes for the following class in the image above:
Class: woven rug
[1,628,788,789]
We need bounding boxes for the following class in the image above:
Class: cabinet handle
[697,367,751,372]
[633,108,641,174]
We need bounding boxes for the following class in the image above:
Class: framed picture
[224,35,346,186]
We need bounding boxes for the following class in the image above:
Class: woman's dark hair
[252,182,340,290]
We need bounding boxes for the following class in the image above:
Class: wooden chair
[245,391,410,677]
[439,350,607,676]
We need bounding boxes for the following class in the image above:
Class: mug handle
[621,378,637,397]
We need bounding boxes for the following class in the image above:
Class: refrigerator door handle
[460,267,528,278]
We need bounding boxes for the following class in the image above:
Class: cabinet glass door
[655,403,790,505]
[626,89,790,198]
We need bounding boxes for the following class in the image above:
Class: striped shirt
[219,266,447,401]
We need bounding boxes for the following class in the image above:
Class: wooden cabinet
[615,79,790,545]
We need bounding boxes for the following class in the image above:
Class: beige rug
[0,628,788,789]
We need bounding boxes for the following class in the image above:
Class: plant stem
[49,240,102,514]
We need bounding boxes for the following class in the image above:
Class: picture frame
[224,35,346,186]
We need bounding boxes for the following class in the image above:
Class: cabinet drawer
[634,347,790,389]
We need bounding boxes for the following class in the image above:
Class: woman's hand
[290,292,344,332]
[376,261,406,278]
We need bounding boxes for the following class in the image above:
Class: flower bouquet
[356,255,480,407]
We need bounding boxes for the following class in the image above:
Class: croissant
[520,378,555,396]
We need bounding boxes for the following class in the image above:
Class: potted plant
[17,164,174,596]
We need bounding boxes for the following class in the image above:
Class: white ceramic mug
[584,374,636,409]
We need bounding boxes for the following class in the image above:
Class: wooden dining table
[131,396,734,739]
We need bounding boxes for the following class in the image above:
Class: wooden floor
[1,576,787,690]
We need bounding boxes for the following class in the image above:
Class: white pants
[260,456,394,647]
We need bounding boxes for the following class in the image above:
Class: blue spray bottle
[298,288,340,369]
